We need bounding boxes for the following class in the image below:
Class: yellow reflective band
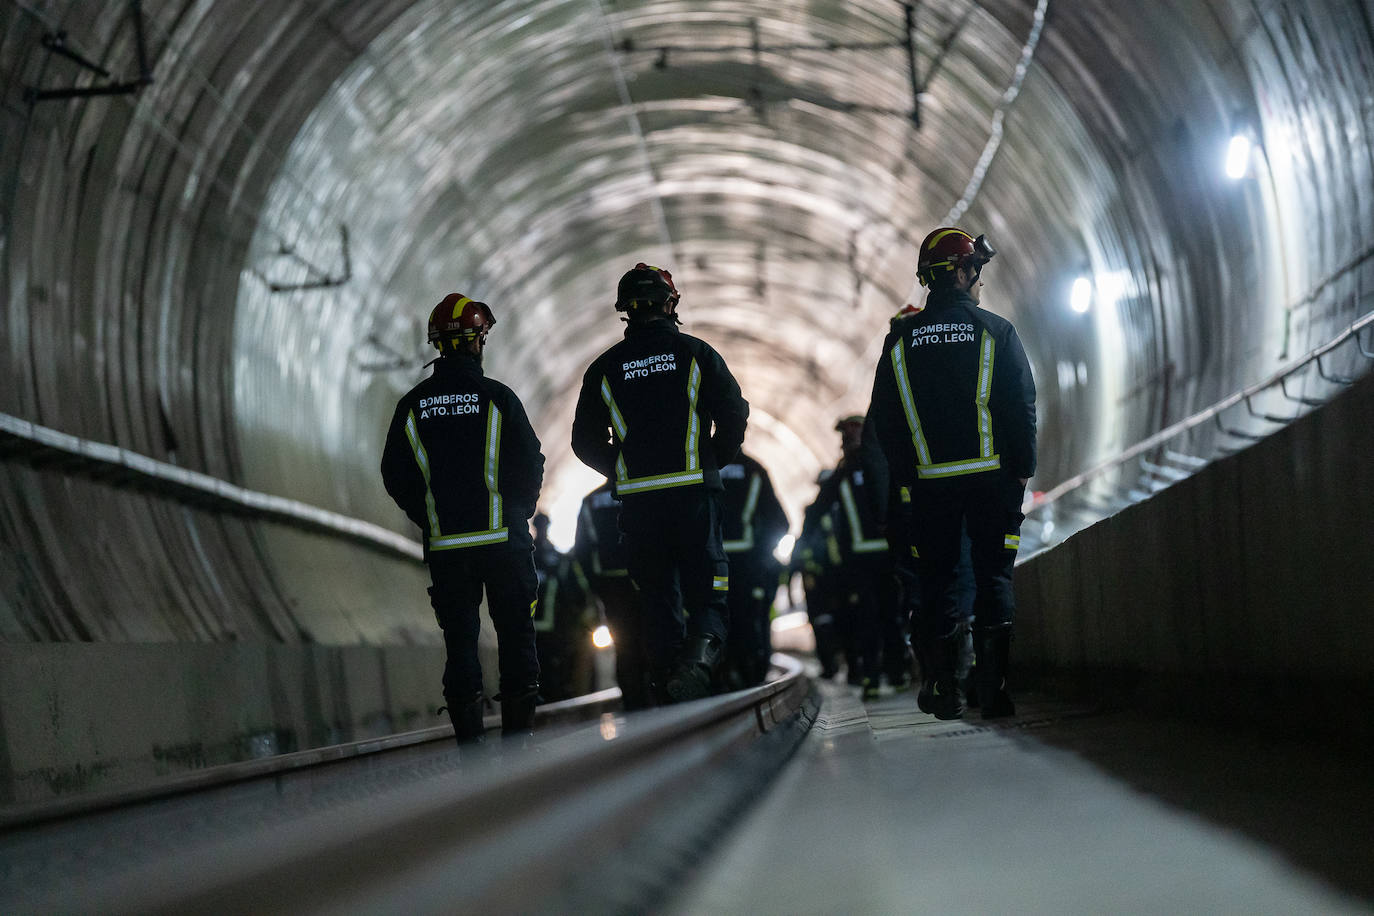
[839,479,888,554]
[928,228,972,249]
[900,486,911,504]
[976,330,996,458]
[917,455,1002,479]
[685,358,702,471]
[712,576,730,592]
[533,578,557,632]
[1004,534,1021,550]
[890,341,932,465]
[615,470,705,495]
[600,377,628,440]
[451,295,474,319]
[910,545,920,558]
[429,528,510,550]
[404,411,442,538]
[723,474,763,553]
[485,404,503,530]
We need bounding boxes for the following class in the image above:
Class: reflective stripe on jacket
[572,319,748,498]
[869,288,1036,486]
[381,352,544,551]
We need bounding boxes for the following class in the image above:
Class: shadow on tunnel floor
[1009,699,1374,905]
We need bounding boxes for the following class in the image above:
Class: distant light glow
[771,610,810,633]
[773,533,795,564]
[544,462,607,551]
[1094,270,1130,310]
[591,624,613,649]
[1225,134,1252,179]
[1070,276,1092,313]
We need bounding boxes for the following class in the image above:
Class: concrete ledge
[0,643,446,806]
[1016,371,1374,748]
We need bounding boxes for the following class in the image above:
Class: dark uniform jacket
[824,456,888,560]
[573,481,629,578]
[571,319,749,497]
[869,288,1036,487]
[719,453,789,558]
[795,471,842,577]
[381,352,544,553]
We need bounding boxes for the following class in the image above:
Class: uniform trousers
[427,543,540,699]
[619,487,730,672]
[593,575,652,710]
[909,473,1026,643]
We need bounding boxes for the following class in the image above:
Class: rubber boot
[665,635,723,703]
[500,685,540,737]
[976,627,1015,719]
[442,692,486,746]
[925,634,967,721]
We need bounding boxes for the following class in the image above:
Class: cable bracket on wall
[24,0,153,104]
[263,224,352,293]
[616,3,931,125]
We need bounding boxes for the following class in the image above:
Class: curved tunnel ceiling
[1,1,1371,642]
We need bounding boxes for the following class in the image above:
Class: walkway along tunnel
[1,1,1372,802]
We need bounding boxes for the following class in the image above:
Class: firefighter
[573,480,653,710]
[380,293,544,744]
[831,415,907,700]
[719,450,789,689]
[571,262,749,703]
[531,512,593,702]
[793,472,845,680]
[869,228,1037,720]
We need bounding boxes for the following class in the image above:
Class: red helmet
[427,293,496,351]
[615,262,680,312]
[916,227,996,287]
[890,302,923,325]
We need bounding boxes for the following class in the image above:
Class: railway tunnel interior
[1,0,1372,807]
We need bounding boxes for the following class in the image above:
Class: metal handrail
[1029,308,1374,515]
[0,411,422,563]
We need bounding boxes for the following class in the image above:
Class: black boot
[925,634,967,721]
[957,625,978,708]
[442,692,486,746]
[500,685,540,736]
[665,635,723,703]
[976,626,1015,719]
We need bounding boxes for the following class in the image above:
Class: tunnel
[2,0,1373,907]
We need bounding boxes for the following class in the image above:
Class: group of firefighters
[381,226,1036,745]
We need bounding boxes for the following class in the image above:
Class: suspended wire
[901,0,1050,305]
[944,0,1048,224]
[592,0,676,257]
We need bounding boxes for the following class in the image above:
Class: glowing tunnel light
[1225,134,1252,179]
[591,625,614,649]
[1070,276,1093,313]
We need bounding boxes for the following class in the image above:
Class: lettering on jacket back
[417,392,480,419]
[621,353,677,379]
[911,321,975,346]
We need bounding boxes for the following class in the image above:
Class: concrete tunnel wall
[1,2,1372,801]
[1016,369,1374,748]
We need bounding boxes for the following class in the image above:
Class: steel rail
[0,687,626,831]
[9,657,816,915]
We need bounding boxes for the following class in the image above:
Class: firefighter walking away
[572,262,749,704]
[381,293,544,744]
[868,229,1037,720]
